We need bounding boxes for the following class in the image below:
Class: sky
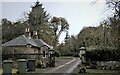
[1,0,109,43]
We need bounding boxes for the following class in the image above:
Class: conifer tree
[28,1,53,45]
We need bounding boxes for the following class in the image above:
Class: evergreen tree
[28,1,53,45]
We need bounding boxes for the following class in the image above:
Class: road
[45,58,80,73]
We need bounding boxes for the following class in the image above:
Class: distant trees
[75,20,119,51]
[93,0,120,50]
[2,18,27,43]
[57,34,80,56]
[77,27,100,48]
[75,0,120,50]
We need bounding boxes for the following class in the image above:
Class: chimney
[25,27,31,39]
[33,31,38,39]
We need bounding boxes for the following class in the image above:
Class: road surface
[45,58,80,73]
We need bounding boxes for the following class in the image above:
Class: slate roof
[2,35,51,48]
[34,39,51,48]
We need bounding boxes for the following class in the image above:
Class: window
[43,51,46,58]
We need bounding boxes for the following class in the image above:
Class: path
[45,58,80,73]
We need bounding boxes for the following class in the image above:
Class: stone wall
[2,46,49,62]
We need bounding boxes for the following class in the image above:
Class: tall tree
[28,1,49,27]
[50,16,69,48]
[28,1,53,45]
[106,0,120,49]
[94,0,120,50]
[106,0,120,18]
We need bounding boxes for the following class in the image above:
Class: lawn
[86,69,119,73]
[73,65,119,74]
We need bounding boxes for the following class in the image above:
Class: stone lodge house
[2,28,52,62]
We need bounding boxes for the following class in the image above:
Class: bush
[55,50,61,57]
[79,67,86,73]
[72,52,79,57]
[82,61,90,66]
[36,60,42,68]
[36,60,46,68]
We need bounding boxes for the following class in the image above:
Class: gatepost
[79,47,86,64]
[48,49,55,67]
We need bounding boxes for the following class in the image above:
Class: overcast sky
[1,0,109,43]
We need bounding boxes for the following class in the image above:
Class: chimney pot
[25,27,31,39]
[33,31,37,35]
[25,28,30,32]
[33,31,38,39]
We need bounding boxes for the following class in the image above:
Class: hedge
[86,50,120,61]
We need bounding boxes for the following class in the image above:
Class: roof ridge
[23,35,31,44]
[2,34,51,48]
[18,35,29,45]
[22,35,38,47]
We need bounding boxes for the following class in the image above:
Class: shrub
[55,50,61,57]
[86,49,120,61]
[36,60,42,68]
[79,67,86,73]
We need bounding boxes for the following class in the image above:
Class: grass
[0,68,18,74]
[86,69,119,73]
[73,65,119,74]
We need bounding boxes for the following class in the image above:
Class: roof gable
[2,35,37,47]
[2,35,52,48]
[34,39,51,48]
